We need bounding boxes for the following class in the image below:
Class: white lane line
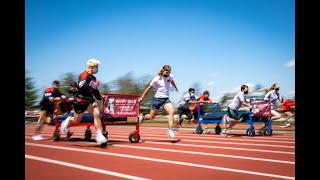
[24,136,293,154]
[25,142,294,180]
[25,130,295,141]
[112,144,294,164]
[108,135,295,148]
[108,132,295,144]
[25,154,151,180]
[144,141,295,155]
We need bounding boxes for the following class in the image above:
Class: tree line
[25,70,157,111]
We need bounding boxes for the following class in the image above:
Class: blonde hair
[157,64,171,76]
[87,58,101,67]
[265,83,279,94]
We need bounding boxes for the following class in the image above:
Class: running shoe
[95,132,108,144]
[60,116,71,134]
[279,123,291,128]
[32,134,44,141]
[168,129,176,139]
[139,113,144,124]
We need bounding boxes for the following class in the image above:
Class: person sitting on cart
[175,88,198,128]
[138,64,179,139]
[60,58,108,145]
[32,80,67,141]
[221,84,252,137]
[191,90,213,134]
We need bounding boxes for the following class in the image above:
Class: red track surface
[25,124,295,180]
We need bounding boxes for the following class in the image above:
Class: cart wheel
[66,131,73,138]
[196,126,203,134]
[264,129,273,136]
[53,130,61,141]
[246,128,255,136]
[84,127,92,141]
[129,132,140,143]
[100,131,108,147]
[215,124,222,134]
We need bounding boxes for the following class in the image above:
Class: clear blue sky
[25,0,295,105]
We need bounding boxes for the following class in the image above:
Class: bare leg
[35,111,49,134]
[86,102,107,143]
[143,109,158,120]
[89,102,103,130]
[280,111,293,127]
[260,110,280,129]
[164,103,175,128]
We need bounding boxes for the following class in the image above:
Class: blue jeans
[151,97,171,110]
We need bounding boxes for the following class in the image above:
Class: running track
[25,125,295,180]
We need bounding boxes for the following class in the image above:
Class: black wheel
[215,124,222,134]
[196,126,203,134]
[246,128,255,136]
[264,129,273,136]
[66,131,73,138]
[53,130,61,141]
[84,127,92,141]
[129,132,140,143]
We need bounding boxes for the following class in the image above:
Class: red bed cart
[51,93,142,144]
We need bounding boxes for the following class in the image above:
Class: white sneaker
[139,113,144,124]
[60,116,71,134]
[168,129,176,139]
[279,123,291,128]
[203,128,211,134]
[220,132,228,137]
[32,134,44,141]
[95,132,108,144]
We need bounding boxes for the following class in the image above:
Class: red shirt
[282,100,295,111]
[192,95,212,112]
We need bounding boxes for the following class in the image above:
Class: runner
[60,58,108,144]
[176,88,198,128]
[32,80,67,140]
[138,64,179,138]
[221,84,252,137]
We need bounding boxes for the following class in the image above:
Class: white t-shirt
[228,91,247,111]
[150,74,173,98]
[178,93,198,109]
[264,90,282,110]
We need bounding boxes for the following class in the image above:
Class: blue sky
[25,0,295,105]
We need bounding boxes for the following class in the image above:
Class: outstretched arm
[139,86,153,102]
[242,101,252,109]
[171,80,179,92]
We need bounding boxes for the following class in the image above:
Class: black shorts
[72,99,95,114]
[178,107,191,117]
[40,104,54,115]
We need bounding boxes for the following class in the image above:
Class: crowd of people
[31,60,295,143]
